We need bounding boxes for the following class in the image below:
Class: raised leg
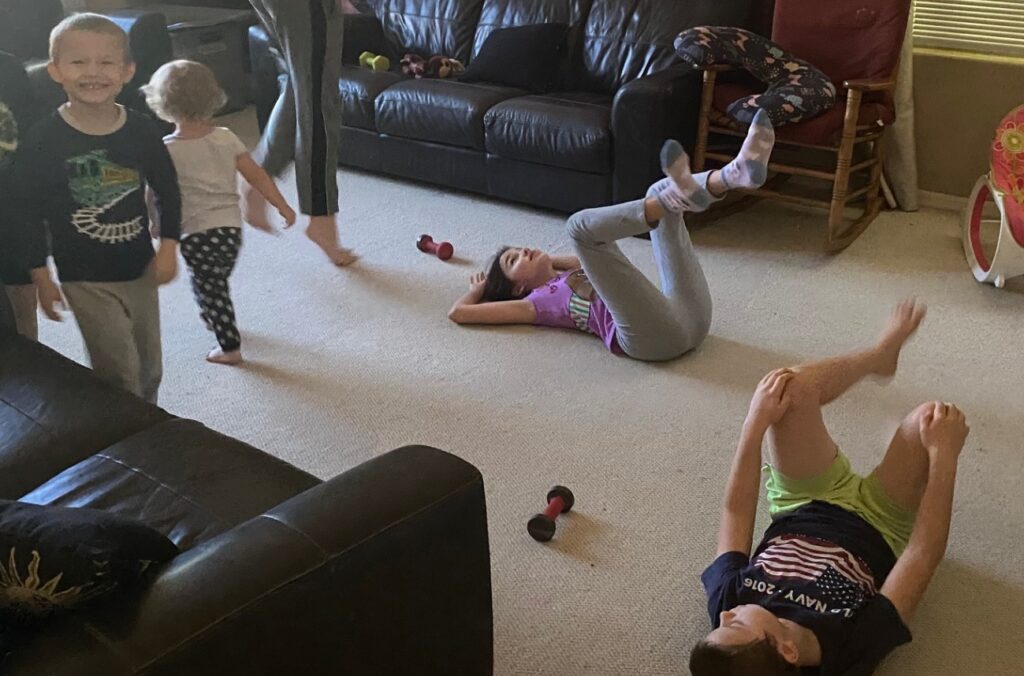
[767,300,927,479]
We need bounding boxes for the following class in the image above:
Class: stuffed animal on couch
[400,53,465,79]
[674,26,836,127]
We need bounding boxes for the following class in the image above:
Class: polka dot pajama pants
[180,227,242,352]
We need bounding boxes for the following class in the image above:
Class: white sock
[655,140,711,213]
[720,108,775,190]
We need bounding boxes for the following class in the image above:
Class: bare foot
[241,183,274,232]
[207,347,243,365]
[874,299,927,377]
[305,215,359,266]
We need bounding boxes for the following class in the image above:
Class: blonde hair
[142,60,228,123]
[50,13,131,63]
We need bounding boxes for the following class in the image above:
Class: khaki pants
[62,272,162,403]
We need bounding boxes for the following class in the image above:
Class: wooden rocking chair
[693,0,912,252]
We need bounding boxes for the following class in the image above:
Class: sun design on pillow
[0,548,92,616]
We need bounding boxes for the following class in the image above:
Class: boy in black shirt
[15,14,181,402]
[691,300,970,675]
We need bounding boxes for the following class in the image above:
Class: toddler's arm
[237,152,297,230]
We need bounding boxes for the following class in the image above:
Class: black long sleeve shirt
[13,109,181,283]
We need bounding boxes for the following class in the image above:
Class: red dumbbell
[416,234,454,260]
[528,485,575,542]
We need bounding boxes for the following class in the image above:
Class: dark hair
[480,246,527,302]
[689,638,799,676]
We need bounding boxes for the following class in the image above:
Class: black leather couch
[0,318,493,673]
[249,0,763,213]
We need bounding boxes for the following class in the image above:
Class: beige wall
[914,49,1024,197]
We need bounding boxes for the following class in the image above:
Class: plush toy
[400,53,465,79]
[674,26,836,127]
[400,53,426,78]
[427,55,465,79]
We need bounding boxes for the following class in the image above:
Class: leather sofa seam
[94,453,231,531]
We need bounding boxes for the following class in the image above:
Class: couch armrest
[611,65,703,203]
[6,446,493,676]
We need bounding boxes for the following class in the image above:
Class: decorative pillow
[674,26,837,127]
[0,500,178,632]
[461,23,570,93]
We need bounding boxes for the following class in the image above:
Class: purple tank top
[525,270,622,354]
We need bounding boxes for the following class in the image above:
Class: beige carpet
[38,117,1024,674]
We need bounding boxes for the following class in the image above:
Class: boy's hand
[745,368,794,431]
[919,401,969,463]
[35,277,65,322]
[152,247,178,285]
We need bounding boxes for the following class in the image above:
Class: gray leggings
[567,173,716,361]
[250,0,342,217]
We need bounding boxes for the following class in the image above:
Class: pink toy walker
[964,105,1024,288]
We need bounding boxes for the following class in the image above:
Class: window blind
[913,1,1024,57]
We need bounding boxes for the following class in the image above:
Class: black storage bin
[148,4,256,113]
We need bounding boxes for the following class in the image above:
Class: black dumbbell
[528,485,575,542]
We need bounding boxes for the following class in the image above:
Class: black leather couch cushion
[484,91,612,172]
[369,0,485,65]
[0,337,172,501]
[339,65,403,131]
[471,0,590,56]
[578,0,763,93]
[376,79,524,150]
[20,419,320,551]
[461,22,569,92]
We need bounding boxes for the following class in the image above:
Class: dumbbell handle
[541,496,565,521]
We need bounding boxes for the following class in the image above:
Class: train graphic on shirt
[65,149,144,244]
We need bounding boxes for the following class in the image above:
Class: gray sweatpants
[62,272,162,403]
[250,0,343,217]
[566,173,717,362]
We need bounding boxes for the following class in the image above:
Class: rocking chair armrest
[843,78,896,93]
[695,64,735,73]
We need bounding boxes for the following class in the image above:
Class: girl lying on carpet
[691,300,969,675]
[448,111,775,362]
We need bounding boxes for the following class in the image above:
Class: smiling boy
[13,14,181,402]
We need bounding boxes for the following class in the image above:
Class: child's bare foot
[874,299,927,377]
[306,215,359,266]
[207,347,242,365]
[241,183,273,232]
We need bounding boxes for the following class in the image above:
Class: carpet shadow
[438,255,477,268]
[903,559,1024,672]
[336,265,439,306]
[547,511,611,566]
[658,335,804,393]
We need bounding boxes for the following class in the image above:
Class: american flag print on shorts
[755,534,877,610]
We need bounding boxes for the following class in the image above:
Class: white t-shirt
[164,127,248,236]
